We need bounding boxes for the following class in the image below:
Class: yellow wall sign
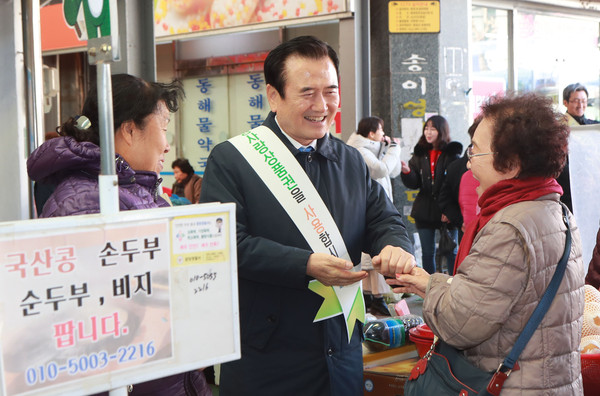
[389,1,440,33]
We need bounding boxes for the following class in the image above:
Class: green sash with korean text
[229,126,365,342]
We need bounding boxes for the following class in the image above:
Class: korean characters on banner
[401,53,429,155]
[229,73,269,134]
[0,221,172,395]
[180,73,271,174]
[181,76,229,175]
[401,54,428,141]
[396,49,437,230]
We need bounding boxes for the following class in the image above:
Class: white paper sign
[0,204,239,396]
[568,124,600,268]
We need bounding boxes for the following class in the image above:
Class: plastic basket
[582,352,600,396]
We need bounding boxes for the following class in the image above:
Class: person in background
[199,36,415,395]
[563,83,599,127]
[438,117,481,244]
[400,115,462,274]
[457,157,481,234]
[347,116,402,316]
[382,92,585,395]
[172,158,202,204]
[558,83,600,212]
[27,73,212,396]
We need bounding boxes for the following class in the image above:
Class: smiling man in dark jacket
[200,36,414,395]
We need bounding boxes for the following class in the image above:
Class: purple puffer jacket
[27,136,169,217]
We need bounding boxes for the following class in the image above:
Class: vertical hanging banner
[180,75,229,174]
[0,204,239,396]
[228,72,270,136]
[179,72,272,174]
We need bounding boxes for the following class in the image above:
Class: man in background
[557,83,600,212]
[347,116,402,316]
[563,83,599,126]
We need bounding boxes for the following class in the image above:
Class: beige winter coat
[423,194,585,395]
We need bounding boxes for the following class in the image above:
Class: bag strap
[487,204,572,395]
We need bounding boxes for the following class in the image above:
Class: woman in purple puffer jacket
[27,74,211,396]
[28,74,181,217]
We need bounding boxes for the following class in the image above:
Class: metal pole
[84,3,125,387]
[360,0,371,117]
[98,62,116,176]
[96,61,119,214]
[23,0,45,219]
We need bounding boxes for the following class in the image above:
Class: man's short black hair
[264,36,339,99]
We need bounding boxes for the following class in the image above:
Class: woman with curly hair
[381,92,585,395]
[400,115,463,274]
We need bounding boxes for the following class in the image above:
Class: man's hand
[306,253,367,286]
[386,267,430,298]
[371,245,416,277]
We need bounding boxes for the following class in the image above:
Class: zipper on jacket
[153,179,162,200]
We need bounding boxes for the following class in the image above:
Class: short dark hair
[264,36,339,99]
[357,116,383,137]
[563,83,588,102]
[172,158,195,175]
[417,115,450,150]
[480,92,569,179]
[59,74,184,145]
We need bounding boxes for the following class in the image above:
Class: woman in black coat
[401,115,462,274]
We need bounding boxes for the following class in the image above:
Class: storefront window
[472,4,600,120]
[471,6,509,111]
[516,11,599,120]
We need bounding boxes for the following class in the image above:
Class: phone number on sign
[25,341,156,386]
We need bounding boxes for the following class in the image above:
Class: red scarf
[453,177,563,274]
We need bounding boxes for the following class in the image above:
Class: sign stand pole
[94,54,119,215]
[87,37,125,396]
[81,0,123,392]
[87,36,126,396]
[62,0,121,216]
